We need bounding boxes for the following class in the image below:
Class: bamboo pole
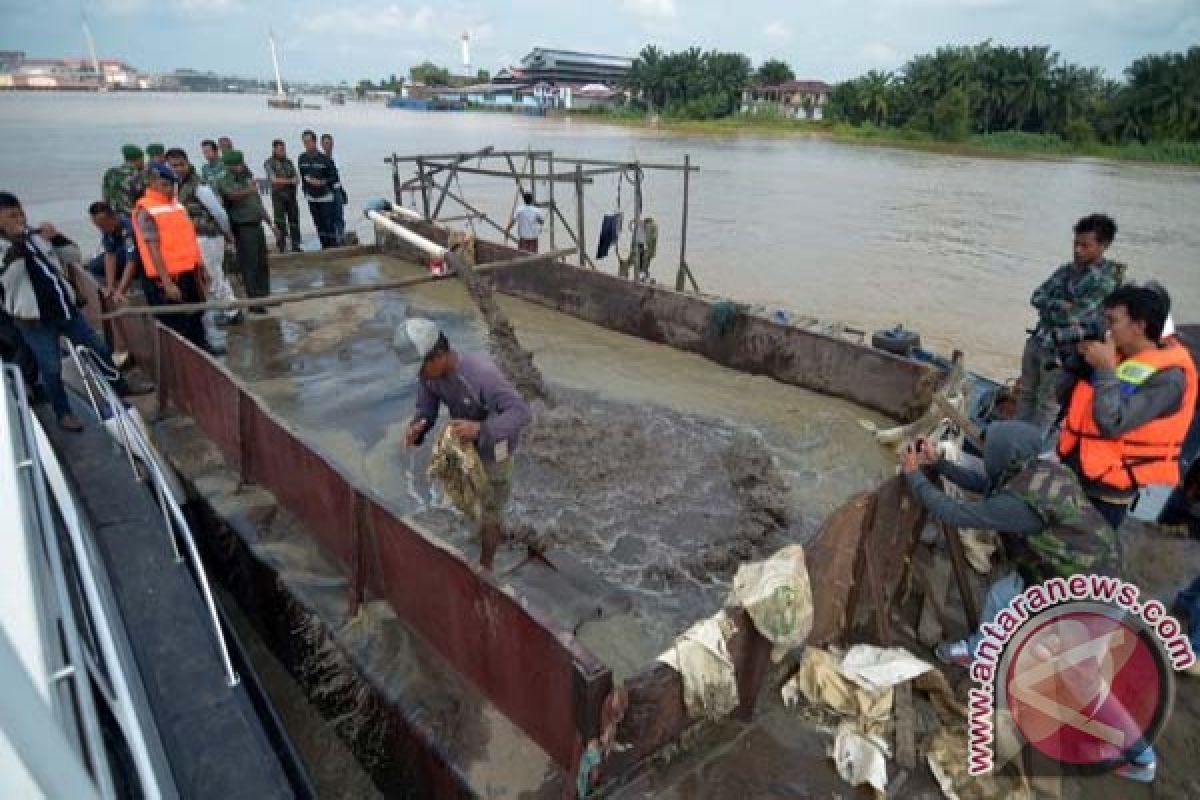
[416,157,430,220]
[547,152,557,249]
[574,164,586,268]
[103,248,577,319]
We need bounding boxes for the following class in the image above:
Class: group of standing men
[93,131,351,343]
[0,129,353,432]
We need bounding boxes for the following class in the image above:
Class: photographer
[1057,284,1197,529]
[900,422,1119,662]
[1018,214,1123,432]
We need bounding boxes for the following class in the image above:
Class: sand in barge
[215,252,895,677]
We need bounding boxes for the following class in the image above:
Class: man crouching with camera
[1057,284,1197,530]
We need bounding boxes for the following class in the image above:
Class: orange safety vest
[132,188,202,280]
[1057,339,1198,491]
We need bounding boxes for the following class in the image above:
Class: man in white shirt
[512,192,543,254]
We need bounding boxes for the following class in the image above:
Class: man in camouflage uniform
[1018,213,1124,432]
[101,144,146,218]
[215,150,275,314]
[146,142,166,166]
[263,139,302,252]
[167,148,241,326]
[200,139,225,185]
[902,421,1118,660]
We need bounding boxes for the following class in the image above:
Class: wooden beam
[939,519,981,632]
[430,163,457,220]
[102,248,577,319]
[414,164,594,183]
[384,148,540,163]
[575,164,586,269]
[530,155,700,172]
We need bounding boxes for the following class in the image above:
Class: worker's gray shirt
[1089,365,1186,438]
[906,459,1045,535]
[414,353,533,463]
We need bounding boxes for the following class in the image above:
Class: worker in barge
[901,421,1161,782]
[401,318,533,570]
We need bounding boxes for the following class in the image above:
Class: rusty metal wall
[75,270,610,778]
[376,220,938,422]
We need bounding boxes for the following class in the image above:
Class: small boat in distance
[266,31,301,110]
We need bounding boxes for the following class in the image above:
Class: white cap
[400,317,441,360]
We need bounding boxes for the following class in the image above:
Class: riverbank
[566,110,1200,167]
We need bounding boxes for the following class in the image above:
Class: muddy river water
[4,91,1198,379]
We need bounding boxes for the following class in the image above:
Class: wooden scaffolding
[385,146,701,292]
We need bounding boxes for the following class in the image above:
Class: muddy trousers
[271,191,301,249]
[1016,337,1066,435]
[233,222,271,302]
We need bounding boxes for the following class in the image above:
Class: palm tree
[1006,46,1056,131]
[858,70,894,125]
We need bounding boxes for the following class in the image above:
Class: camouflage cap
[221,149,245,166]
[146,143,165,156]
[122,144,144,160]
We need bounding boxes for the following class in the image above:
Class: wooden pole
[575,164,586,268]
[677,153,691,292]
[391,151,401,205]
[431,163,457,220]
[547,152,556,249]
[939,518,982,633]
[103,248,577,319]
[416,157,430,220]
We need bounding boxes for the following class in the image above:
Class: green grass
[565,110,1200,166]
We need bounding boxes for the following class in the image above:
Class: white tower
[461,32,471,75]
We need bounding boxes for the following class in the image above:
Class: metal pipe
[366,210,447,257]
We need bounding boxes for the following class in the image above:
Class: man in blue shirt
[88,201,140,305]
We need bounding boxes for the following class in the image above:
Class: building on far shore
[443,48,629,112]
[740,80,832,120]
[0,52,147,90]
[504,48,632,87]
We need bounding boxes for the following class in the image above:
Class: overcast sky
[3,0,1198,84]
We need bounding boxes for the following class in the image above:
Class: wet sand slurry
[218,253,893,677]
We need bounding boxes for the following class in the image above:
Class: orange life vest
[1057,340,1198,491]
[132,188,202,280]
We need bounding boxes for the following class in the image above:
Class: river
[2,91,1197,377]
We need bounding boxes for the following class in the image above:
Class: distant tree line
[828,42,1200,143]
[622,45,755,118]
[355,63,492,96]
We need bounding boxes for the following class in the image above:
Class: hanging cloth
[596,212,623,259]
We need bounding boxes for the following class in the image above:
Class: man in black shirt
[297,129,338,248]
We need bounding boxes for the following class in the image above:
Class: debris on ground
[657,612,739,719]
[728,544,813,662]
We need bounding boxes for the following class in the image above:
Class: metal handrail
[69,346,240,688]
[3,366,117,798]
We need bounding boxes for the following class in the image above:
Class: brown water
[4,91,1198,378]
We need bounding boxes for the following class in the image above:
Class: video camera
[1045,315,1107,374]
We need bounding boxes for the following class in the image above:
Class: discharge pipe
[364,199,446,259]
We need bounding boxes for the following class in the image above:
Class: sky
[2,0,1198,84]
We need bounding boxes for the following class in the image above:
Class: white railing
[69,346,240,688]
